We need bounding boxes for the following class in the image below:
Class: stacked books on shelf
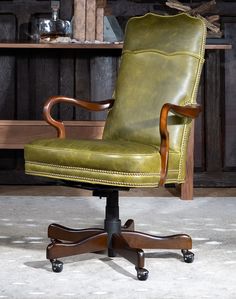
[73,0,108,42]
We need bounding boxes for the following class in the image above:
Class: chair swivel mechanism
[24,13,206,280]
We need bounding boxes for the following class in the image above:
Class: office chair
[24,13,206,280]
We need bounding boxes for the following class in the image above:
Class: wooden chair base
[47,189,194,280]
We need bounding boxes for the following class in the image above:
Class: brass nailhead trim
[26,160,179,176]
[26,170,159,187]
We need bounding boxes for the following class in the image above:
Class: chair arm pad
[159,103,202,186]
[43,96,114,138]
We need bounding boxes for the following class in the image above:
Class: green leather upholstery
[25,138,183,186]
[104,13,205,150]
[24,13,206,187]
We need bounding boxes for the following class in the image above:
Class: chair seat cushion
[25,138,181,187]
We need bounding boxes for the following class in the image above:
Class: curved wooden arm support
[159,103,202,186]
[43,96,114,138]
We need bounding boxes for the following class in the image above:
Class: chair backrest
[103,13,206,152]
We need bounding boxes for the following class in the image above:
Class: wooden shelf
[0,42,232,50]
[0,42,123,49]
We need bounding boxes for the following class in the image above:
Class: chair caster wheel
[136,267,149,281]
[50,259,63,273]
[181,249,194,263]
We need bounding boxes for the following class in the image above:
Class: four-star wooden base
[47,188,194,280]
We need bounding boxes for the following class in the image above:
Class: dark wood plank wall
[0,0,235,186]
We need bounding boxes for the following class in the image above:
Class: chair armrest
[159,103,202,186]
[43,96,114,138]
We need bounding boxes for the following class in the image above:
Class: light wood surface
[0,42,123,49]
[0,120,105,149]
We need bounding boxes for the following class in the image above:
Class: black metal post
[104,190,121,256]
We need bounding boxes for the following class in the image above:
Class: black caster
[135,267,149,281]
[50,259,63,273]
[181,249,194,263]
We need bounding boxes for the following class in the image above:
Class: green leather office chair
[24,13,206,280]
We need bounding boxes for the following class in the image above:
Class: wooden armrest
[159,103,202,186]
[43,96,114,138]
[163,103,202,119]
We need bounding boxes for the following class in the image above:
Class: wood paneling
[16,51,30,120]
[75,54,91,120]
[194,75,204,171]
[224,22,236,170]
[59,52,75,120]
[0,0,51,40]
[0,15,16,120]
[205,50,222,172]
[90,56,117,120]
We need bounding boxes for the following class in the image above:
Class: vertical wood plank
[60,0,73,20]
[90,56,117,120]
[0,14,16,42]
[0,54,16,119]
[0,15,17,170]
[180,124,194,200]
[16,51,30,119]
[75,54,91,120]
[59,52,75,120]
[0,15,16,119]
[29,51,59,120]
[224,23,236,169]
[205,50,222,172]
[194,73,205,170]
